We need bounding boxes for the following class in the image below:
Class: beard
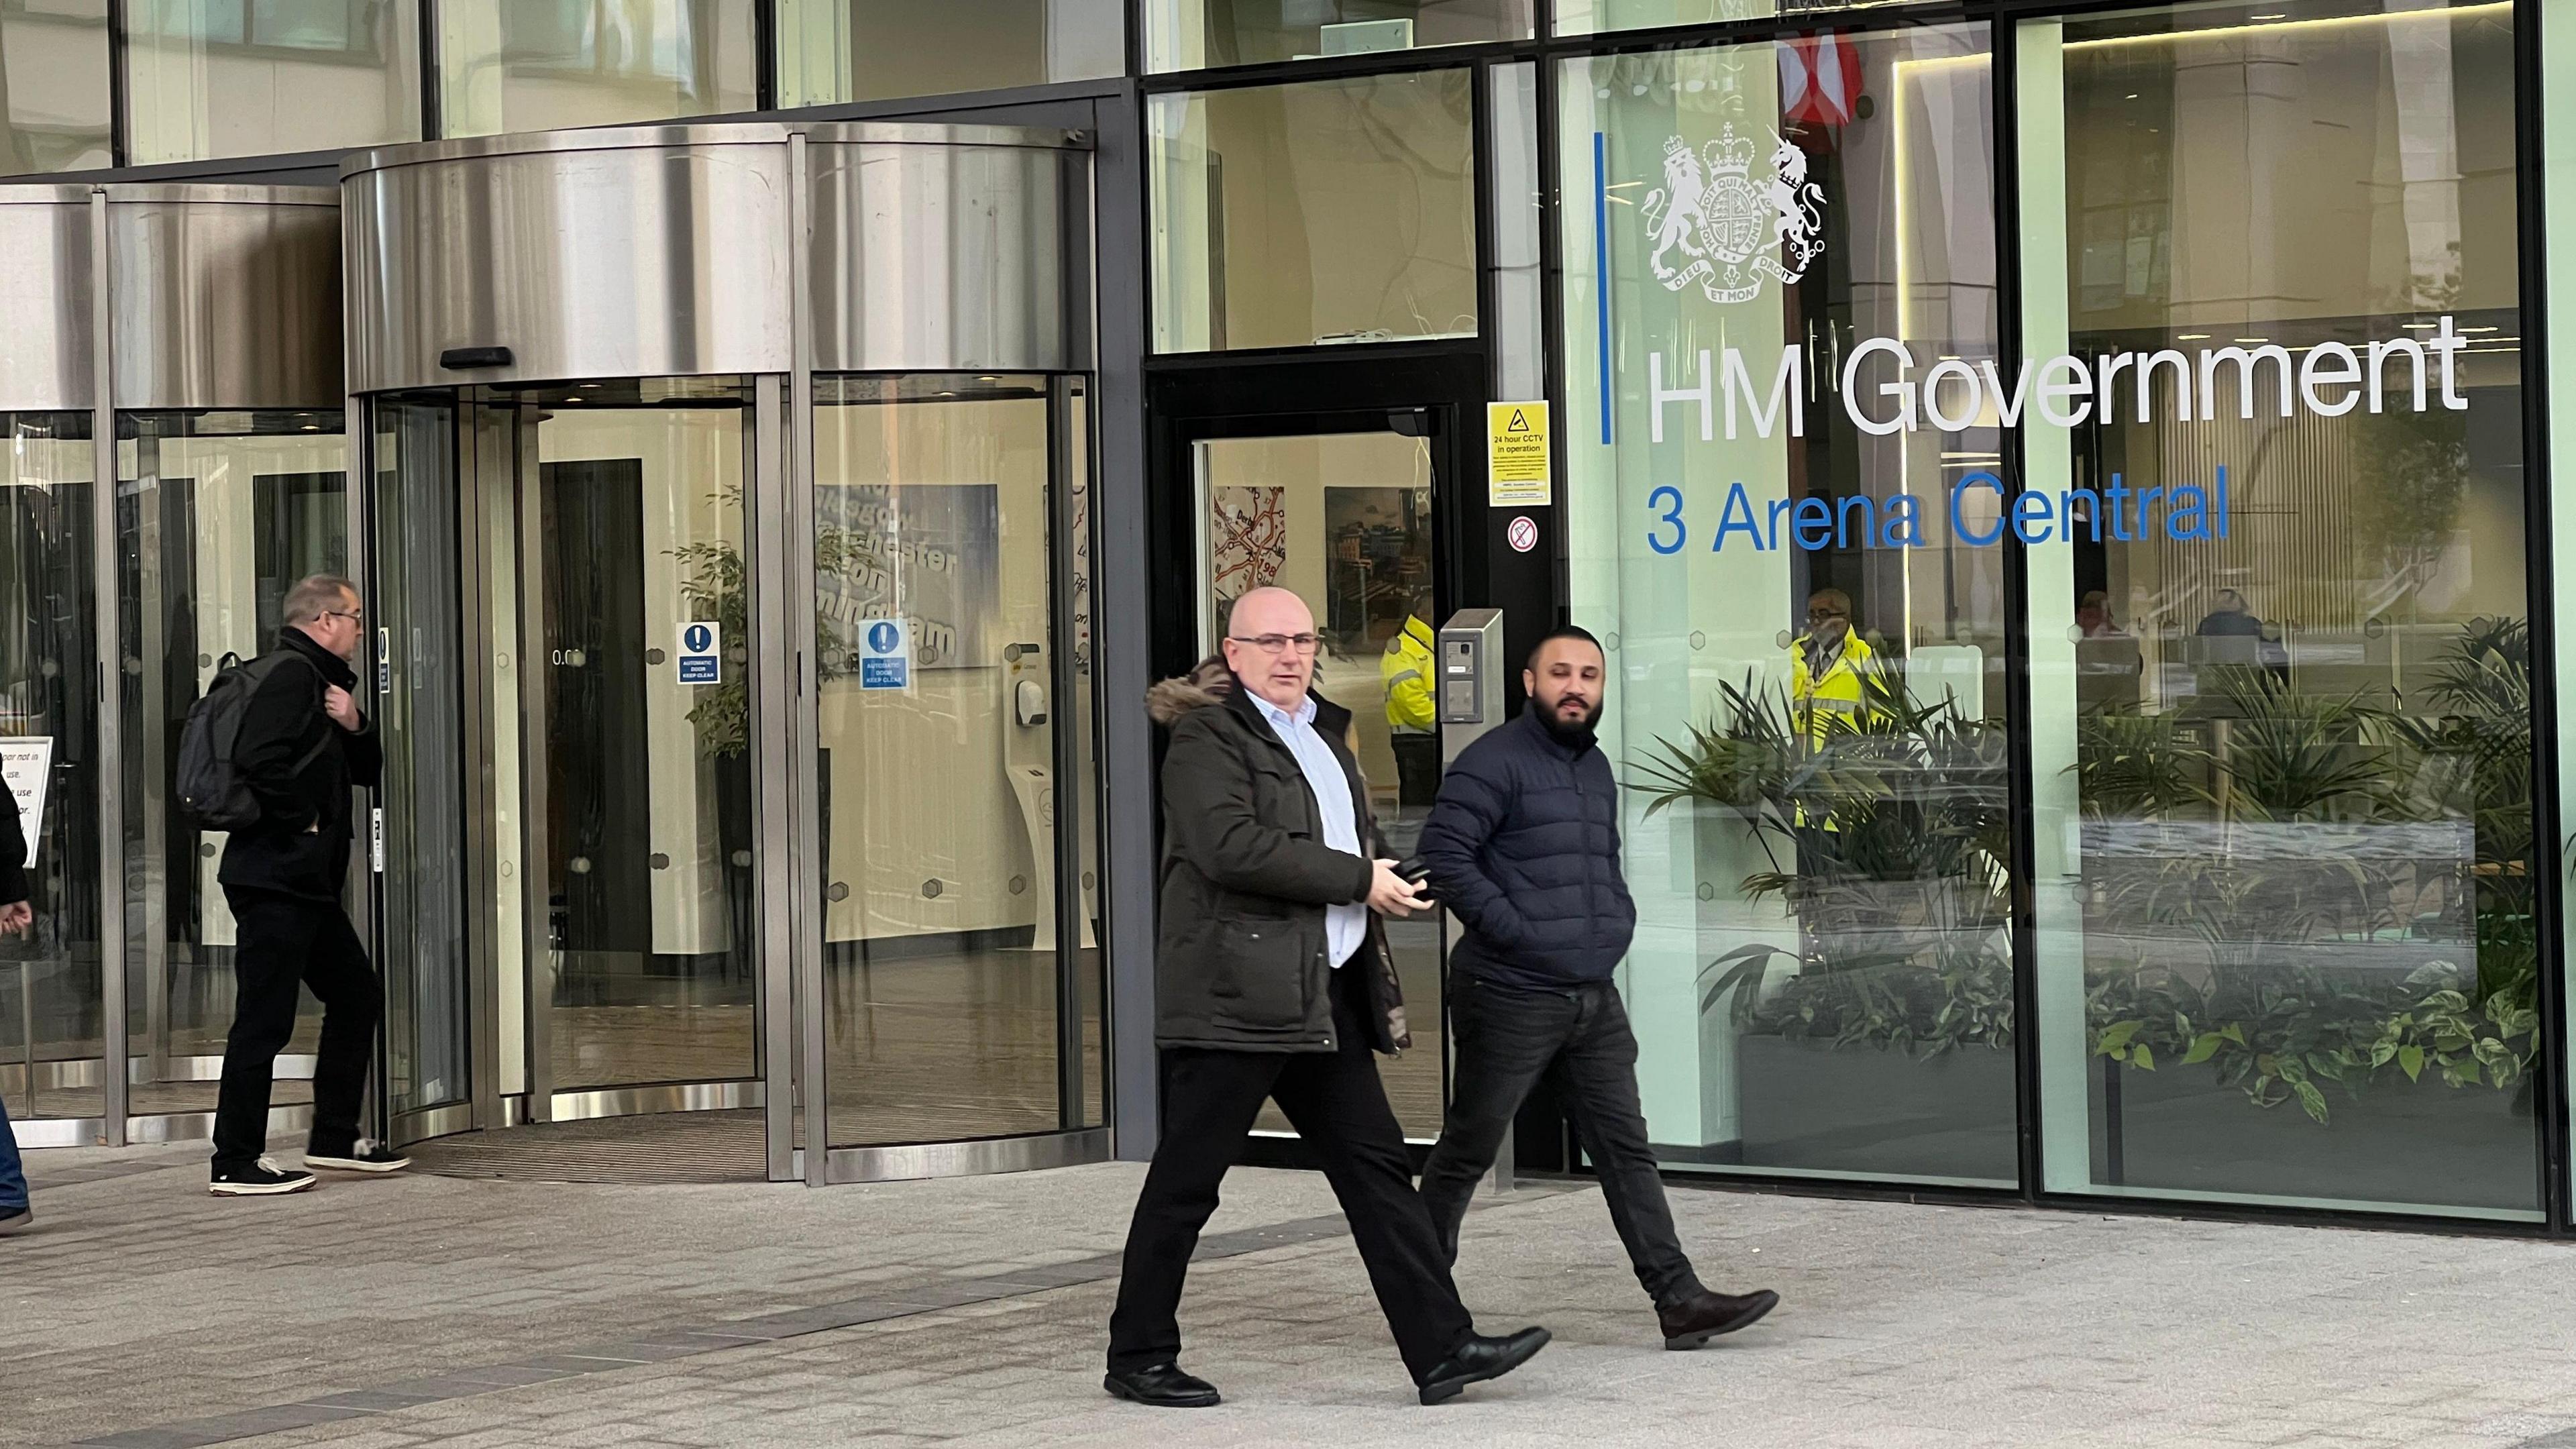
[1538,696,1602,747]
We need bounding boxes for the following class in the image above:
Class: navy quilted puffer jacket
[1416,704,1636,989]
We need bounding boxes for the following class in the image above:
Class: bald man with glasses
[1104,587,1550,1409]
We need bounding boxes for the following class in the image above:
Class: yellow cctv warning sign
[1487,401,1552,506]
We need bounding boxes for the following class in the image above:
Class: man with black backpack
[207,574,404,1196]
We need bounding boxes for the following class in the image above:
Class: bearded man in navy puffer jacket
[1415,625,1781,1350]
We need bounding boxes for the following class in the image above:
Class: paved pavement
[8,1138,2576,1448]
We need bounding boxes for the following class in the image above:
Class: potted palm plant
[1629,663,2019,1180]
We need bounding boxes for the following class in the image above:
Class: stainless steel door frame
[751,373,800,1181]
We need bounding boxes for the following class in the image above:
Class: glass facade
[126,0,423,163]
[437,0,757,138]
[11,0,2576,1233]
[1562,1,2550,1220]
[1150,69,1478,352]
[0,0,111,174]
[775,0,1122,105]
[1146,0,1530,72]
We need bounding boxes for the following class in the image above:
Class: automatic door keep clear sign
[678,621,722,684]
[859,618,911,690]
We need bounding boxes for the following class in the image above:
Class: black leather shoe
[1416,1326,1550,1405]
[1104,1362,1221,1408]
[1659,1289,1780,1350]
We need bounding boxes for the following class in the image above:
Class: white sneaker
[304,1140,411,1174]
[209,1155,318,1196]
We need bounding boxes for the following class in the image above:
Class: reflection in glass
[437,0,755,138]
[0,1,111,175]
[812,375,1094,1146]
[117,411,345,1118]
[371,396,468,1115]
[530,379,755,1092]
[1555,0,1902,34]
[1148,0,1527,72]
[0,413,101,1122]
[1563,26,2015,1184]
[1150,70,1477,354]
[2029,1,2540,1217]
[776,0,1122,105]
[125,0,422,164]
[1194,430,1444,1140]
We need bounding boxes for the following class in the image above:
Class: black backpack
[174,652,327,833]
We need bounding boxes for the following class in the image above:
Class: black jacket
[217,629,382,901]
[1148,660,1409,1055]
[1417,704,1637,989]
[0,769,25,908]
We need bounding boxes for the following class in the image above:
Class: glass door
[371,378,769,1144]
[1188,415,1449,1142]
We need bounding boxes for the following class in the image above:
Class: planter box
[1734,1034,2018,1182]
[2090,1059,2539,1213]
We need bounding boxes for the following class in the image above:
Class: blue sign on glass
[859,618,910,690]
[678,620,721,684]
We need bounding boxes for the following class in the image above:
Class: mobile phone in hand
[1394,857,1432,887]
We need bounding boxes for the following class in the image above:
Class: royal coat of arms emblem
[1642,121,1827,305]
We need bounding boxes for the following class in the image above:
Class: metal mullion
[1988,14,2045,1205]
[454,399,505,1130]
[90,188,127,1145]
[2510,0,2569,1235]
[345,392,384,1142]
[754,0,778,111]
[508,398,551,1124]
[419,0,443,140]
[751,374,798,1181]
[1046,377,1086,1130]
[787,130,828,1185]
[107,0,129,168]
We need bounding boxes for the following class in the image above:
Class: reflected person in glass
[1105,587,1550,1408]
[1415,626,1779,1349]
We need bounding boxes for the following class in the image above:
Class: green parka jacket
[1146,659,1411,1056]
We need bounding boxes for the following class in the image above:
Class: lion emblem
[1640,123,1827,305]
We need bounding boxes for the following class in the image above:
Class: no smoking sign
[1506,515,1540,553]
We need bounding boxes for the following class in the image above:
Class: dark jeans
[1108,967,1476,1383]
[213,886,382,1173]
[1419,974,1704,1309]
[0,1087,25,1212]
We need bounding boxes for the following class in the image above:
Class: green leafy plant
[669,488,869,757]
[2077,622,2537,1123]
[1629,663,2015,1059]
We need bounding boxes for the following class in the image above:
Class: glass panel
[372,396,469,1116]
[1147,0,1527,72]
[438,0,755,139]
[116,409,345,1118]
[530,378,754,1092]
[1555,0,1903,36]
[812,374,1075,1146]
[1194,429,1444,1139]
[776,0,1122,105]
[1150,70,1477,354]
[2026,0,2540,1218]
[1563,25,2015,1185]
[0,413,100,1124]
[0,1,112,175]
[125,0,422,164]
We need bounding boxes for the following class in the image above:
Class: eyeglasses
[322,608,363,625]
[1805,608,1847,623]
[1228,633,1322,656]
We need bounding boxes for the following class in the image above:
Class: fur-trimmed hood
[1144,655,1234,725]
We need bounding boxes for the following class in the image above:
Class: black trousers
[213,886,382,1172]
[1419,974,1704,1309]
[1391,733,1442,811]
[1108,967,1475,1383]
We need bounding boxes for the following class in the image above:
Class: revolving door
[343,123,1104,1182]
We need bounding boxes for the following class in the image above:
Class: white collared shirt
[1249,692,1368,969]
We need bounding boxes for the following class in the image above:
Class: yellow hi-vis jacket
[1790,631,1874,744]
[1382,615,1437,733]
